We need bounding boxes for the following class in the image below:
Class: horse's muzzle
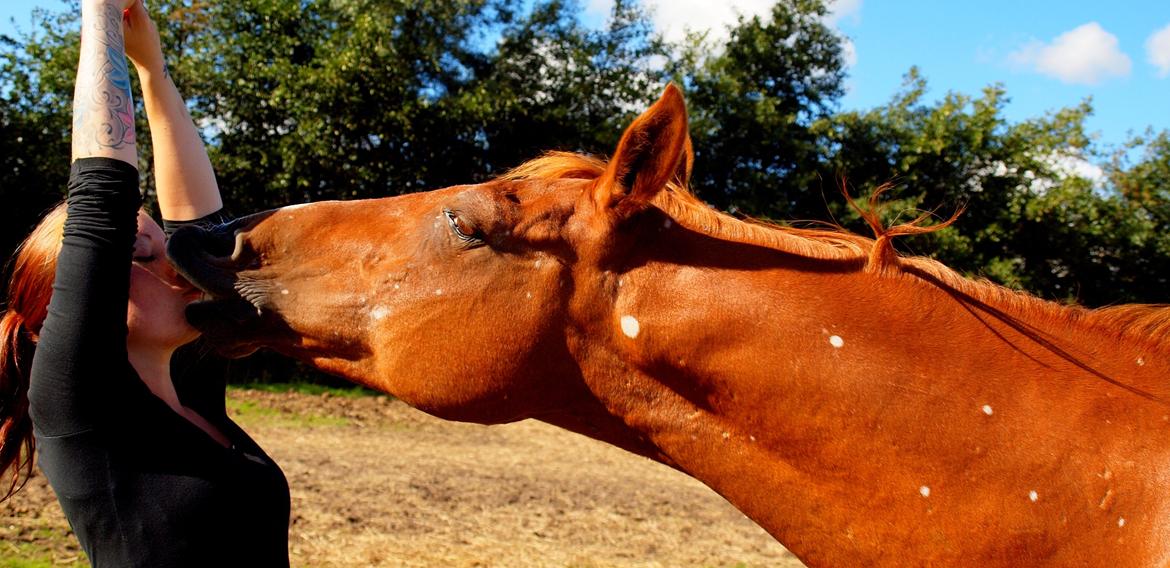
[167,222,243,297]
[167,215,274,356]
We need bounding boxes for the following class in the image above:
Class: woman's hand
[123,1,165,77]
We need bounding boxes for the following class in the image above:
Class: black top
[27,157,290,567]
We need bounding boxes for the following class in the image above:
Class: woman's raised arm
[124,1,223,221]
[72,0,139,165]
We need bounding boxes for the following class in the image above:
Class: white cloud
[1026,151,1107,194]
[593,0,774,45]
[841,36,858,67]
[586,0,861,66]
[1048,151,1106,187]
[1008,22,1132,85]
[1147,23,1170,78]
[825,0,863,27]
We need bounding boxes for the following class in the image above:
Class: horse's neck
[571,251,1170,564]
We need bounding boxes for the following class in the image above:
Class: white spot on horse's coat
[1029,490,1038,502]
[617,278,624,287]
[829,335,845,348]
[982,405,993,416]
[722,431,730,440]
[434,288,443,296]
[370,307,390,321]
[281,289,289,295]
[919,486,931,498]
[1118,517,1126,527]
[749,435,757,442]
[1137,357,1145,366]
[620,315,640,339]
[525,291,532,299]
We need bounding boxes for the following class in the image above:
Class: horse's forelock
[501,152,607,183]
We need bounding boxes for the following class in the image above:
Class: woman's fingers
[123,0,164,74]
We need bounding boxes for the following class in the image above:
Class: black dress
[28,157,290,567]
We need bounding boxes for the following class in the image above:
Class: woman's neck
[126,344,181,410]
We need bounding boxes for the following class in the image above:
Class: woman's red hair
[1,203,67,501]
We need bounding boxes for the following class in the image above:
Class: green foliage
[0,538,86,568]
[231,381,382,398]
[225,395,352,428]
[674,0,846,217]
[813,68,1168,303]
[0,6,77,265]
[143,0,666,214]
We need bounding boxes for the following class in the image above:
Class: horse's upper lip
[167,224,243,300]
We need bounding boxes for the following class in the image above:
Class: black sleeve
[28,157,142,438]
[163,210,232,239]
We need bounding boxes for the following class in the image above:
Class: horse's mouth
[167,217,270,357]
[184,298,265,357]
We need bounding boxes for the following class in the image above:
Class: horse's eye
[444,209,478,242]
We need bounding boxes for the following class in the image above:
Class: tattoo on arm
[73,3,135,153]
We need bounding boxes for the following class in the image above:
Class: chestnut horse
[169,85,1170,566]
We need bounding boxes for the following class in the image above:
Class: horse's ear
[676,134,694,187]
[595,83,690,221]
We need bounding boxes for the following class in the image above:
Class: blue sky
[5,0,1168,153]
[582,0,1170,153]
[833,0,1170,153]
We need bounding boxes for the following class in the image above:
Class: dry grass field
[1,388,803,567]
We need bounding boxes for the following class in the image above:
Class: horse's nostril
[229,231,256,265]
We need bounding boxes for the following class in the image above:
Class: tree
[815,69,1168,305]
[472,0,665,171]
[674,0,847,218]
[0,7,78,267]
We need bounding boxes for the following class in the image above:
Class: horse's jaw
[183,298,266,358]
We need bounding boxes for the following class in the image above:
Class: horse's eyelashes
[444,209,480,242]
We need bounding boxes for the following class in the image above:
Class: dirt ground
[1,389,803,567]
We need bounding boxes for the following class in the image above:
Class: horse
[168,85,1170,566]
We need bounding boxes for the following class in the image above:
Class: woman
[0,1,290,565]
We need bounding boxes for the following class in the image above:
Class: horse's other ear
[595,83,689,221]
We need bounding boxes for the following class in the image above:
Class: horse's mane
[501,152,1170,347]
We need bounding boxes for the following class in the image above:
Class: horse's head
[168,85,690,420]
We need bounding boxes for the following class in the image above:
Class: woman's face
[126,211,203,350]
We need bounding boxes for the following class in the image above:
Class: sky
[4,0,1168,154]
[582,0,1170,155]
